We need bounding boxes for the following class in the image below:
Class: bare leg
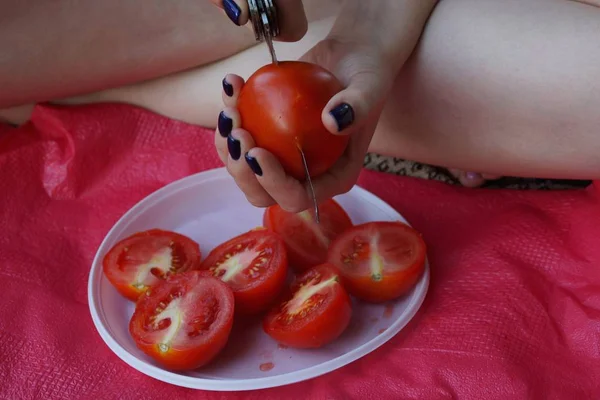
[0,0,341,109]
[5,0,600,182]
[372,0,600,180]
[52,17,339,126]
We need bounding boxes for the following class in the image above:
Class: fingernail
[227,135,241,160]
[222,0,242,26]
[218,111,232,137]
[329,103,355,132]
[465,172,482,181]
[245,153,263,176]
[222,77,234,97]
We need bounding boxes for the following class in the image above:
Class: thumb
[321,52,392,135]
[209,0,307,42]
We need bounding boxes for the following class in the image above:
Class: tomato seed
[158,343,169,353]
[259,362,275,372]
[150,267,164,278]
[155,318,171,330]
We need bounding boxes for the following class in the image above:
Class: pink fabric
[1,104,599,399]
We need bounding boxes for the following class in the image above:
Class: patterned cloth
[364,153,592,190]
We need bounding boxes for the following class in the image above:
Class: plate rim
[87,167,430,391]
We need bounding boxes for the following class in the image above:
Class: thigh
[0,0,341,126]
[371,0,600,179]
[0,0,341,109]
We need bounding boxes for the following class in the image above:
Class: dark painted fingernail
[218,111,232,137]
[222,0,242,26]
[227,135,241,160]
[245,153,263,176]
[329,103,355,132]
[222,77,234,97]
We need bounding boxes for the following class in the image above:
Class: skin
[2,0,600,207]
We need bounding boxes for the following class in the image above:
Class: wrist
[328,0,437,72]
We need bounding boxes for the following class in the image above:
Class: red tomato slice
[263,263,352,349]
[103,229,201,301]
[263,199,353,272]
[327,221,427,303]
[129,271,234,371]
[200,229,288,315]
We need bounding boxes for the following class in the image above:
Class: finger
[227,129,276,208]
[214,106,240,164]
[246,147,361,213]
[221,74,245,108]
[209,0,249,26]
[321,60,391,135]
[244,148,311,213]
[311,153,362,202]
[244,119,373,212]
[308,120,380,201]
[273,0,308,42]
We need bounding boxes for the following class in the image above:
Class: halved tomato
[263,199,353,272]
[263,263,352,349]
[327,221,427,303]
[129,271,234,371]
[103,229,201,301]
[199,228,288,315]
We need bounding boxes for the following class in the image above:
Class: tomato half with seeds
[263,199,353,272]
[327,221,427,303]
[200,229,288,315]
[263,263,352,349]
[129,271,234,371]
[103,229,201,301]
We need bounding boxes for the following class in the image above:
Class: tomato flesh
[103,229,201,301]
[263,263,352,349]
[263,199,353,272]
[327,221,427,303]
[200,229,288,315]
[129,271,234,371]
[237,61,349,180]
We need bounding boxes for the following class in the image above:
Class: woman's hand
[214,0,438,212]
[209,0,308,42]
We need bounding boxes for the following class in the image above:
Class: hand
[209,0,308,42]
[214,0,437,212]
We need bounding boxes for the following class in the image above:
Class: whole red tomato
[237,61,349,180]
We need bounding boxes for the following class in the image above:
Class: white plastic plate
[88,167,429,391]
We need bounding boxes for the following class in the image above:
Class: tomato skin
[103,229,201,301]
[327,221,427,303]
[200,229,288,315]
[263,199,353,272]
[129,271,234,371]
[237,61,349,180]
[263,263,352,349]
